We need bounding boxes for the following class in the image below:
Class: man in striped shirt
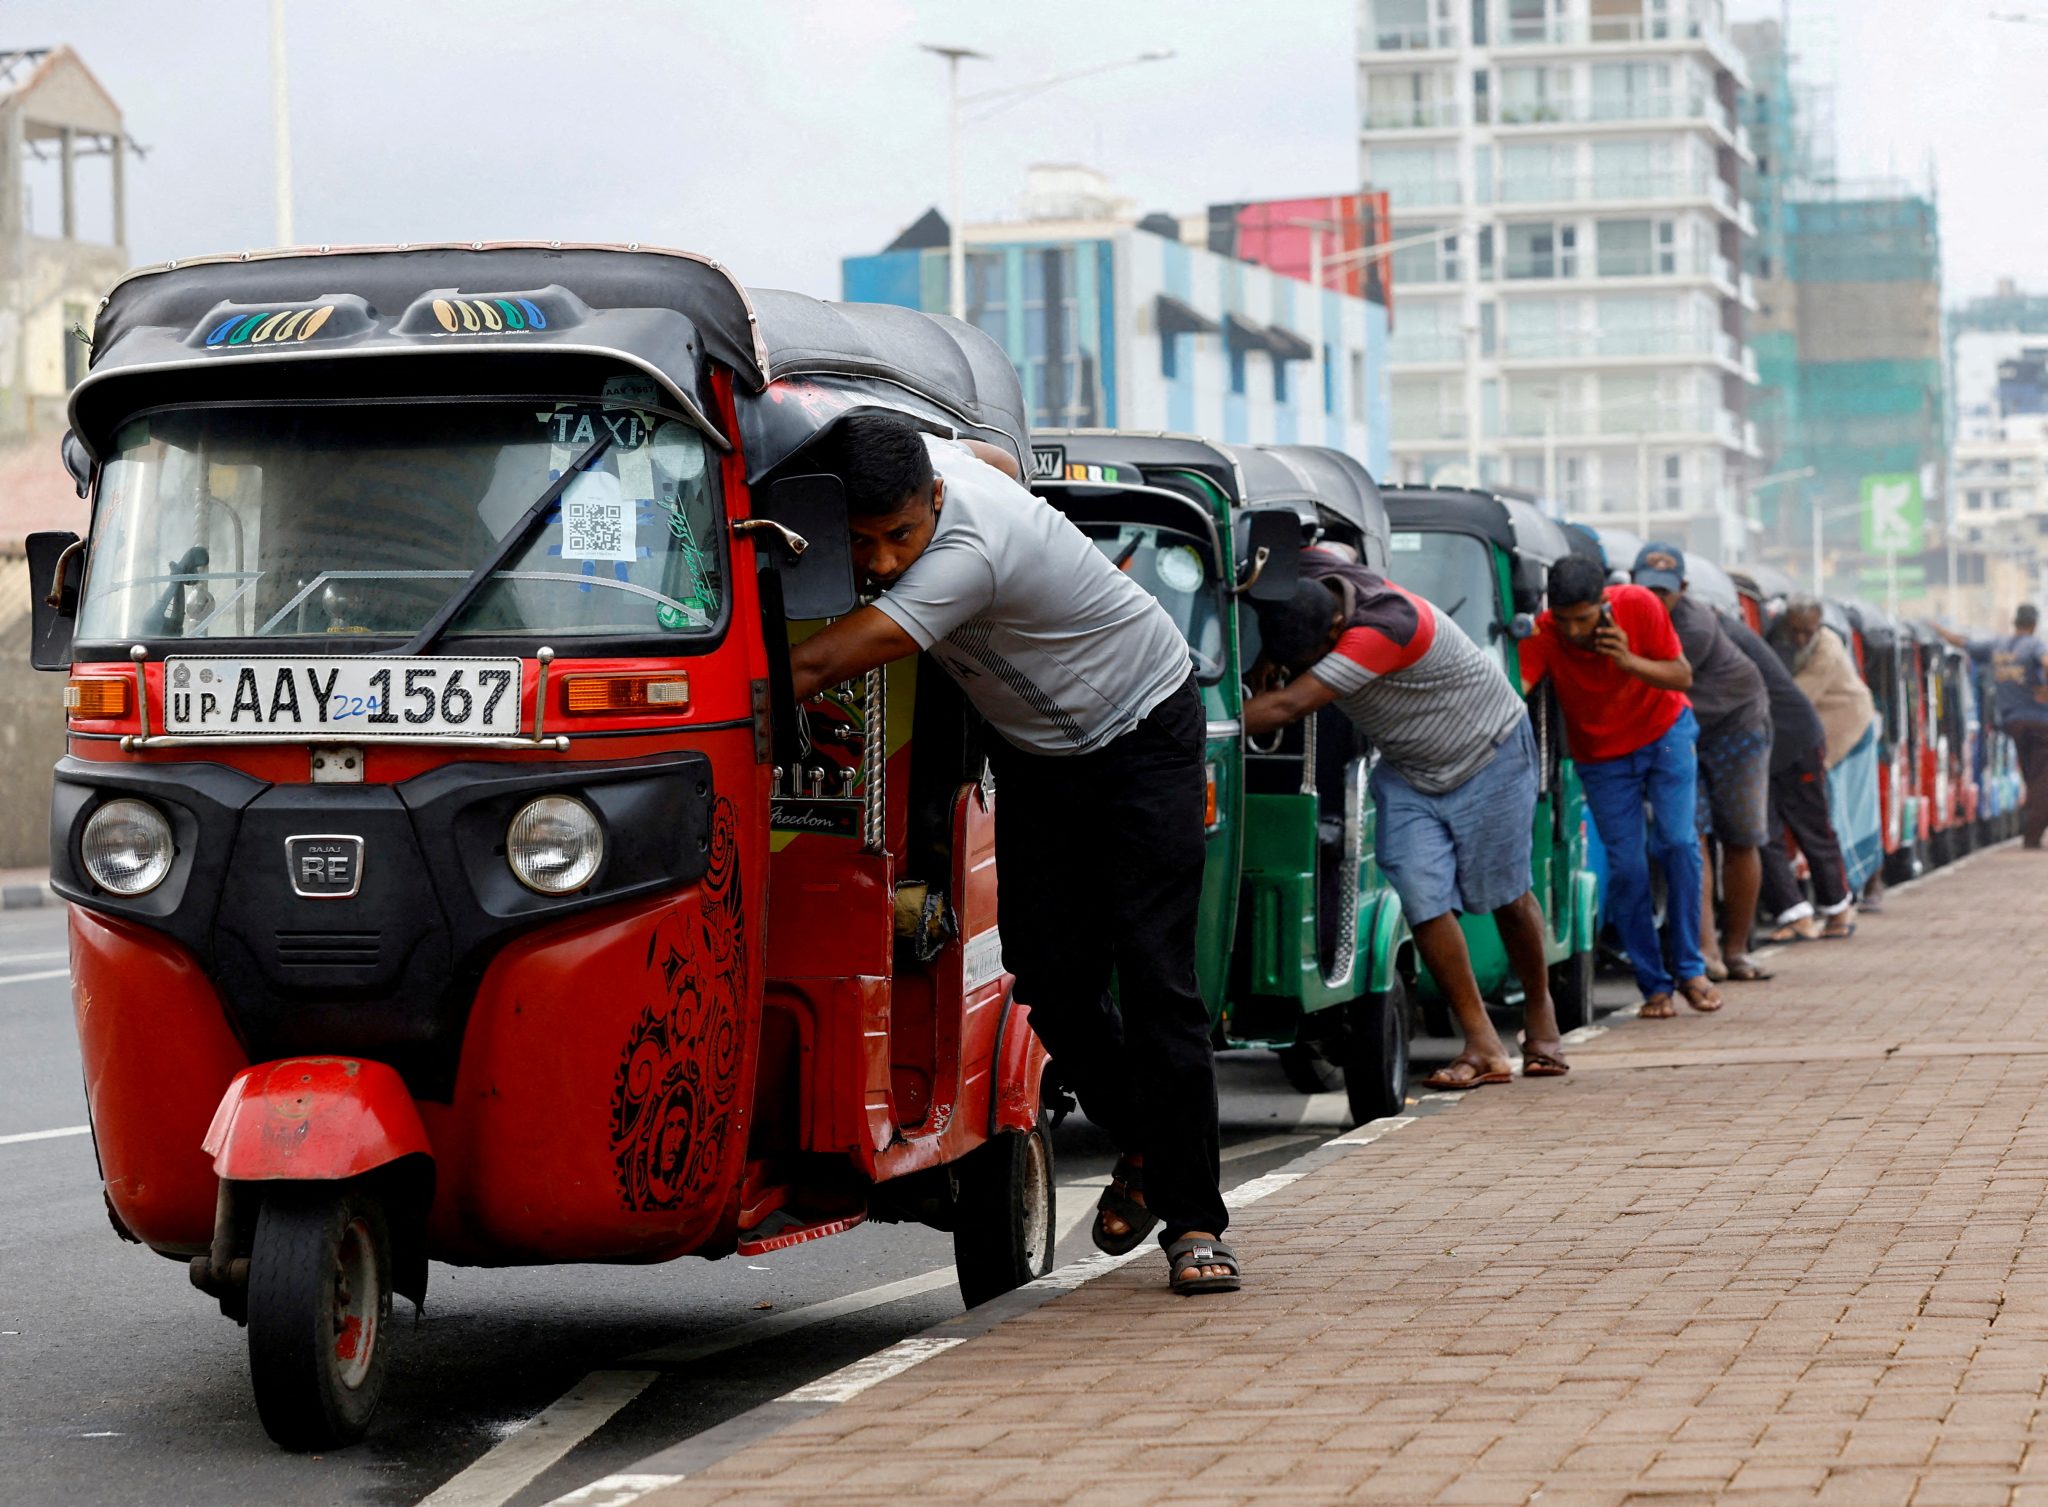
[1245,554,1568,1086]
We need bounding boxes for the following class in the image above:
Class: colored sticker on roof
[429,296,547,334]
[203,305,336,347]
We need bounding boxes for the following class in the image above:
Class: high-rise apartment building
[1359,0,1760,556]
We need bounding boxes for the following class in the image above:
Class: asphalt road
[0,901,1628,1507]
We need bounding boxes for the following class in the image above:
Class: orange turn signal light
[561,673,691,714]
[1204,761,1221,831]
[65,677,131,719]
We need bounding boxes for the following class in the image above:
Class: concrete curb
[543,1100,1464,1507]
[0,880,53,910]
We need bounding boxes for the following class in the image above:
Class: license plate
[163,657,523,738]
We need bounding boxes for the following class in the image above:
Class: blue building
[841,170,1392,473]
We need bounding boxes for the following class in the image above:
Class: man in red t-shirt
[1519,554,1722,1017]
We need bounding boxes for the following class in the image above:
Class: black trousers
[1758,742,1850,922]
[985,678,1227,1244]
[2018,723,2048,848]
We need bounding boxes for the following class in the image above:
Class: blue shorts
[1696,722,1772,847]
[1370,718,1538,924]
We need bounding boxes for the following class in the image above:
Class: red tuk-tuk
[29,244,1054,1449]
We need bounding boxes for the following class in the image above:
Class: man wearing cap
[1632,543,1775,983]
[1938,604,2048,849]
[1520,553,1721,1018]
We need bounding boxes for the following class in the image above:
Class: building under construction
[1733,19,1945,599]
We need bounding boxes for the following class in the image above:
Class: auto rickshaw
[30,244,1056,1450]
[1924,633,1979,866]
[1730,563,1798,638]
[1969,651,2024,846]
[1377,486,1604,1034]
[1840,598,1924,881]
[1027,429,1412,1126]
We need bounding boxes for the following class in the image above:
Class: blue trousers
[1578,708,1706,997]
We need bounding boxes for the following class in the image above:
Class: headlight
[81,798,174,896]
[506,795,604,895]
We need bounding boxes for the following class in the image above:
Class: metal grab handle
[1232,545,1271,598]
[733,518,810,557]
[45,538,85,609]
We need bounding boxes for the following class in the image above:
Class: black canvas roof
[70,243,1028,473]
[1031,429,1243,504]
[1221,444,1388,559]
[1381,485,1591,568]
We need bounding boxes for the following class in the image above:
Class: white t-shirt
[871,436,1193,755]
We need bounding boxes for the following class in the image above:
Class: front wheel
[1276,1042,1341,1095]
[1342,976,1411,1126]
[1549,944,1599,1035]
[246,1186,394,1451]
[953,1107,1056,1308]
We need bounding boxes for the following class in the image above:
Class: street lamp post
[922,45,1174,324]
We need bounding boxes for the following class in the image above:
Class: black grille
[275,930,383,968]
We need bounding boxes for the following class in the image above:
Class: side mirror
[748,473,858,620]
[28,530,85,671]
[60,431,93,499]
[1238,507,1303,603]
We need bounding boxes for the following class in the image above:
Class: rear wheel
[246,1186,393,1451]
[953,1106,1056,1308]
[1342,976,1411,1126]
[1550,945,1599,1034]
[1277,1042,1340,1095]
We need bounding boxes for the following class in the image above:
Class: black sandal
[1091,1156,1159,1256]
[1166,1235,1243,1295]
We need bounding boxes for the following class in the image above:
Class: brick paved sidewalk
[637,846,2048,1507]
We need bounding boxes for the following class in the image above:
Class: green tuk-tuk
[1030,430,1412,1124]
[1378,486,1605,1033]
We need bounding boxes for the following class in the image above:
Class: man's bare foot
[1767,916,1824,943]
[1640,993,1677,1019]
[1519,1037,1569,1076]
[1678,975,1723,1012]
[1098,1153,1146,1242]
[1822,909,1857,939]
[1423,1055,1512,1091]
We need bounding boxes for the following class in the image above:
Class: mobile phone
[1598,601,1616,630]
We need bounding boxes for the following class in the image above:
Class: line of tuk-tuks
[23,248,2025,1449]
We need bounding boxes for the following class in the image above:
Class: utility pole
[271,0,294,246]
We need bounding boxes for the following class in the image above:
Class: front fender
[202,1057,432,1181]
[989,993,1050,1137]
[1570,869,1601,957]
[1363,892,1408,997]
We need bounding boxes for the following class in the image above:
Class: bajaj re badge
[286,835,364,899]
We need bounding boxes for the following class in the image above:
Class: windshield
[1382,530,1499,650]
[76,385,724,645]
[1076,522,1226,681]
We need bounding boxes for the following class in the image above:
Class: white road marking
[417,1371,660,1507]
[1221,1131,1320,1162]
[0,1125,89,1147]
[1330,1114,1419,1147]
[0,969,70,988]
[547,1474,685,1506]
[783,1336,965,1403]
[0,950,67,966]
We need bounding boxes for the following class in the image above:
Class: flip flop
[1766,920,1822,944]
[1166,1235,1243,1295]
[1091,1156,1158,1257]
[1678,977,1724,1012]
[1639,994,1678,1019]
[1724,957,1774,982]
[1821,921,1857,940]
[1519,1039,1570,1077]
[1703,957,1730,983]
[1423,1058,1513,1092]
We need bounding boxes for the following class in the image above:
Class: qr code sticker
[560,471,635,562]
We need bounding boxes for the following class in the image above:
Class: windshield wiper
[401,427,616,657]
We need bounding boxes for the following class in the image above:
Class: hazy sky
[22,0,2048,303]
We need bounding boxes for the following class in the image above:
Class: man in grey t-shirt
[789,414,1238,1294]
